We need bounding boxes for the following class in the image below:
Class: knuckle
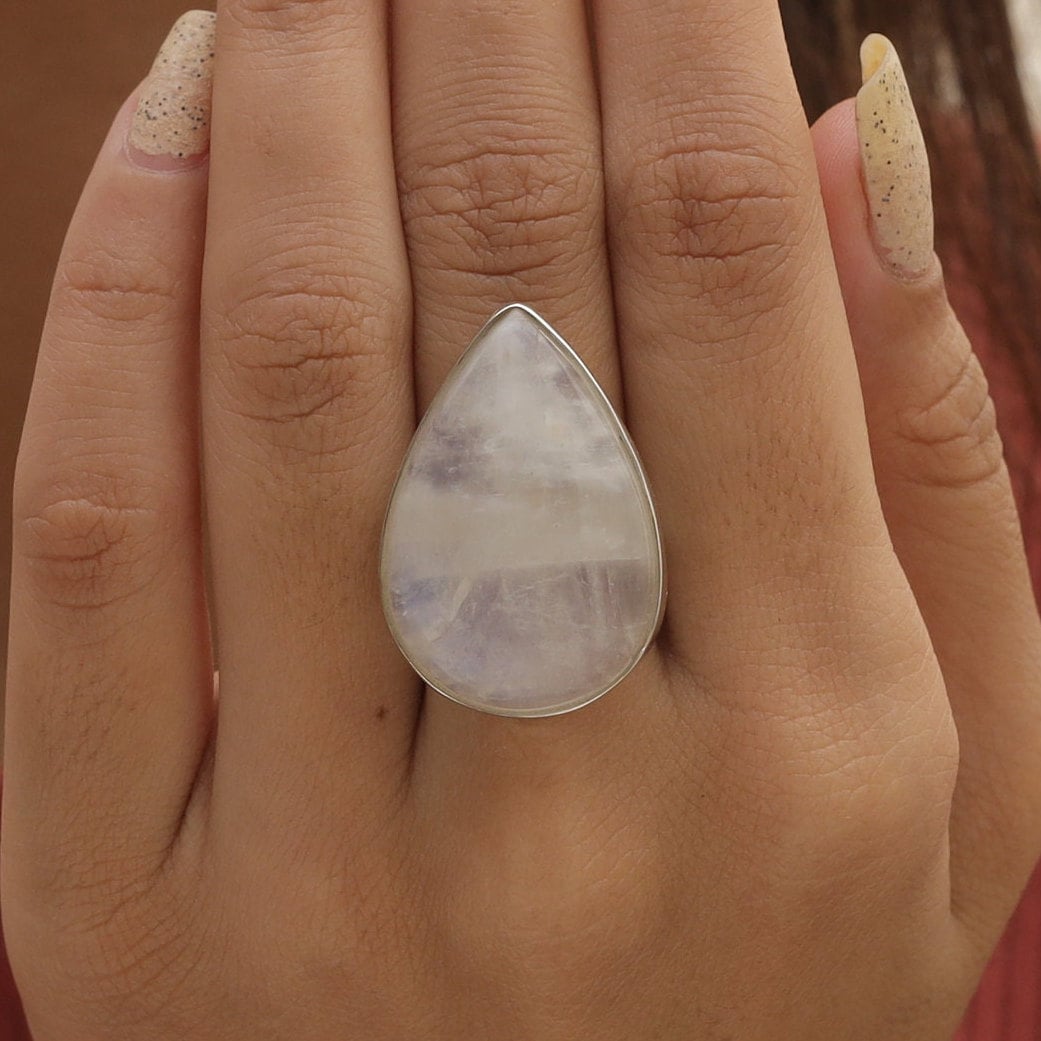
[693,629,957,850]
[817,705,957,840]
[57,249,179,329]
[14,480,168,614]
[17,886,208,1033]
[400,138,600,284]
[893,340,1006,489]
[27,829,161,930]
[441,807,666,988]
[212,253,407,446]
[614,108,803,306]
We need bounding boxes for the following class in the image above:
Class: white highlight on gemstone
[380,304,664,717]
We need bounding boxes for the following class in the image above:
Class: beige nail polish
[129,10,217,161]
[856,34,935,279]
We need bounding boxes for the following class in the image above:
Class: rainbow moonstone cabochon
[380,305,664,718]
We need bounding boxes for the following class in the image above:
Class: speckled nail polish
[129,10,216,163]
[856,34,935,279]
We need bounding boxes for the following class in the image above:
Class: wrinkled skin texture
[4,2,1041,1039]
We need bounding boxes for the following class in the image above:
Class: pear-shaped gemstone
[380,305,663,717]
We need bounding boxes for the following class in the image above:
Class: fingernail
[856,34,935,280]
[127,10,217,169]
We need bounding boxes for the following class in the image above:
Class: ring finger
[202,0,417,838]
[593,0,907,699]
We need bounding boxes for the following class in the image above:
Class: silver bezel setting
[379,303,667,719]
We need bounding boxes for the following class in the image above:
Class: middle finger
[393,0,620,410]
[391,0,669,770]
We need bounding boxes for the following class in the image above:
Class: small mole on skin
[376,705,388,721]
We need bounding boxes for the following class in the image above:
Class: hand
[5,3,1041,1038]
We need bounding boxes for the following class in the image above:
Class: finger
[812,44,1041,947]
[5,13,215,893]
[391,0,658,771]
[593,1,902,683]
[201,0,417,826]
[392,0,620,409]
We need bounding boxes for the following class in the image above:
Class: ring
[379,304,666,718]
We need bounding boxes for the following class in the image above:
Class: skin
[0,0,193,703]
[4,1,1041,1038]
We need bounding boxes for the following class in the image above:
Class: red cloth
[0,777,29,1038]
[0,950,25,1040]
[958,862,1041,1039]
